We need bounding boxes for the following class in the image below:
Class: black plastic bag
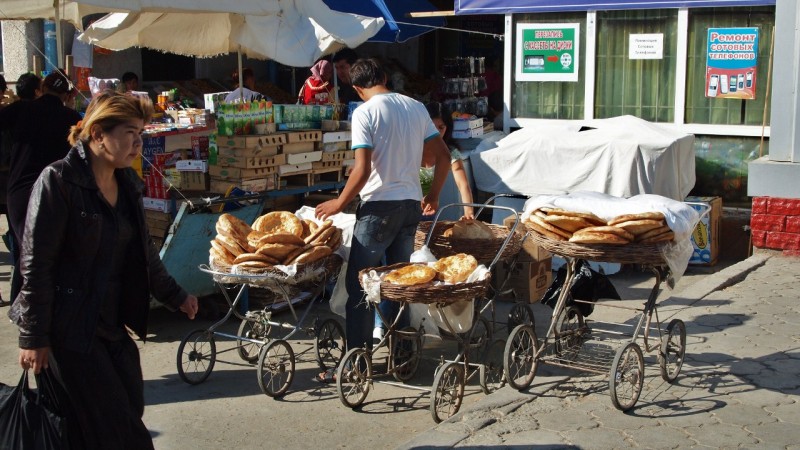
[0,369,69,450]
[541,259,621,317]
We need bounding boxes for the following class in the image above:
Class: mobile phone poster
[705,27,759,100]
[515,23,580,82]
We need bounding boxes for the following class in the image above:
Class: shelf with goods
[438,56,492,139]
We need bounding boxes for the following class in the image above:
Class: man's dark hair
[332,48,358,65]
[0,75,7,93]
[16,73,41,100]
[349,58,387,89]
[121,72,138,83]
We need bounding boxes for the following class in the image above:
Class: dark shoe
[312,368,336,384]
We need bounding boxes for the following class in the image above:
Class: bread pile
[526,207,674,245]
[384,253,478,286]
[443,219,494,240]
[210,211,342,270]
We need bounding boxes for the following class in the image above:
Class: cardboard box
[685,196,722,266]
[493,259,553,303]
[175,159,208,172]
[452,118,482,131]
[216,154,286,169]
[278,162,313,175]
[143,197,173,213]
[322,131,351,143]
[217,134,286,149]
[321,150,354,162]
[321,141,350,152]
[209,165,278,180]
[282,142,316,154]
[502,216,552,262]
[180,172,209,191]
[285,130,322,143]
[453,127,484,139]
[286,150,322,165]
[217,145,279,158]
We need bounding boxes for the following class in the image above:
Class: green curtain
[685,7,775,125]
[512,13,586,119]
[594,9,678,122]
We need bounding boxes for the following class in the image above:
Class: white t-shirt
[224,87,264,103]
[351,93,439,202]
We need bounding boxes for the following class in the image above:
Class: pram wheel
[337,348,372,408]
[659,319,686,382]
[257,339,295,398]
[177,329,217,385]
[609,342,644,411]
[507,303,535,334]
[430,361,465,423]
[479,338,507,394]
[237,315,271,363]
[555,306,585,358]
[314,318,346,371]
[462,316,492,363]
[504,324,539,390]
[390,326,421,382]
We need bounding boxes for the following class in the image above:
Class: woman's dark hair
[16,73,42,100]
[349,58,387,89]
[231,68,255,85]
[42,69,73,95]
[0,75,7,93]
[426,101,459,150]
[333,48,358,65]
[121,72,138,84]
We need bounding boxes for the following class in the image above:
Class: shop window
[594,9,678,122]
[685,7,774,125]
[691,135,768,204]
[511,13,586,119]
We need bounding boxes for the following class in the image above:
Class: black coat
[9,143,187,353]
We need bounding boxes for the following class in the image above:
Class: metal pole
[53,0,63,69]
[238,48,244,103]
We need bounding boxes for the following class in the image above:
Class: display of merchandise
[439,56,489,117]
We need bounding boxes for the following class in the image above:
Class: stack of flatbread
[442,219,494,240]
[209,211,342,271]
[384,253,478,286]
[526,207,674,245]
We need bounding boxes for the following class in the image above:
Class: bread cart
[505,200,708,411]
[338,202,522,423]
[177,254,344,398]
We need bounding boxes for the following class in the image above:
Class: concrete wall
[1,20,44,82]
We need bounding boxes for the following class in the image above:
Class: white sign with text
[629,33,663,60]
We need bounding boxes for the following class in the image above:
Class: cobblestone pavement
[401,253,800,449]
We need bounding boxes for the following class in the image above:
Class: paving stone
[497,430,565,447]
[683,423,759,448]
[589,406,662,430]
[625,423,694,449]
[561,428,631,448]
[745,420,800,446]
[536,408,598,432]
[764,401,800,425]
[712,402,774,426]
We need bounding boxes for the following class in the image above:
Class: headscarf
[310,60,332,82]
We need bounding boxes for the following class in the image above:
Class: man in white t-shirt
[314,59,450,380]
[223,68,266,103]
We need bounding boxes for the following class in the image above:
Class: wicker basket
[414,221,523,263]
[206,253,344,286]
[358,262,491,305]
[527,231,667,266]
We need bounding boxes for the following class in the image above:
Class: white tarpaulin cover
[79,0,384,66]
[470,115,695,201]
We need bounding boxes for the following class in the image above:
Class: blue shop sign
[455,0,775,15]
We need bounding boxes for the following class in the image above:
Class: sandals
[313,368,337,384]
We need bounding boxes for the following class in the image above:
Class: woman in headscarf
[299,59,334,105]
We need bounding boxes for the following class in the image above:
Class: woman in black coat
[9,91,199,449]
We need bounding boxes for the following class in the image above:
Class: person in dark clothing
[0,69,81,303]
[15,72,42,100]
[9,90,199,449]
[332,48,360,104]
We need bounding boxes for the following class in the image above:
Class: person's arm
[451,159,474,219]
[421,135,451,216]
[315,147,371,220]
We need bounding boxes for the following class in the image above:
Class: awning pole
[54,0,63,68]
[238,48,244,103]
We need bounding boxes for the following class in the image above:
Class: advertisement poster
[629,33,663,60]
[705,27,759,100]
[516,23,580,82]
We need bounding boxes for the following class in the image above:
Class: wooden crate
[278,170,314,187]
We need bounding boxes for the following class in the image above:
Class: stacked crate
[278,130,323,187]
[145,209,173,249]
[315,130,351,183]
[210,134,285,193]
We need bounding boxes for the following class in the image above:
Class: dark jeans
[345,199,421,351]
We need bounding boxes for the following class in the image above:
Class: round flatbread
[214,234,245,257]
[283,243,314,265]
[252,211,304,237]
[247,230,267,249]
[209,247,233,266]
[216,213,252,241]
[256,243,300,261]
[210,239,236,263]
[233,252,279,265]
[528,214,572,239]
[311,226,337,246]
[233,260,274,271]
[304,220,333,244]
[447,219,493,239]
[573,226,634,242]
[569,232,629,245]
[545,208,605,226]
[527,221,567,241]
[543,215,595,233]
[614,219,666,236]
[433,253,478,284]
[384,264,437,286]
[300,219,313,239]
[293,245,333,265]
[255,232,305,247]
[634,224,671,242]
[639,230,675,244]
[322,228,342,250]
[608,211,666,226]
